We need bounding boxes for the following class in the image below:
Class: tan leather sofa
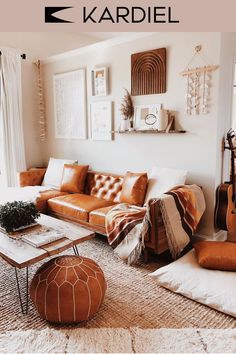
[18,168,169,257]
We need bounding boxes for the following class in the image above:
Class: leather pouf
[30,255,107,323]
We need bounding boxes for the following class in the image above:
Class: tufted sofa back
[85,171,124,203]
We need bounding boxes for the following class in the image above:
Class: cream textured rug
[1,328,236,353]
[0,237,235,332]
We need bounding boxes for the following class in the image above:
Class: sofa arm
[18,168,46,187]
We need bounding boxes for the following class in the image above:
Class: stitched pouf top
[30,255,107,323]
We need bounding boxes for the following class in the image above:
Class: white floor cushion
[149,249,236,318]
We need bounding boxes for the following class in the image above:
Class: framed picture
[134,104,162,130]
[54,69,87,139]
[90,101,112,141]
[92,67,108,97]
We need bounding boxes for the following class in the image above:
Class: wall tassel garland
[181,45,219,116]
[35,60,46,141]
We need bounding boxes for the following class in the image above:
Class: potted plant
[0,201,40,233]
[120,89,134,131]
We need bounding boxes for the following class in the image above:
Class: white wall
[42,32,236,237]
[231,65,236,131]
[0,32,98,168]
[215,34,236,189]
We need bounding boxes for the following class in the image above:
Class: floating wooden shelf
[113,129,186,134]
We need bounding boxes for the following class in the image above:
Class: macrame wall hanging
[180,45,219,116]
[35,60,46,141]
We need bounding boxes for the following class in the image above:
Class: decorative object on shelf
[114,129,186,135]
[0,201,40,233]
[156,109,169,131]
[54,69,87,139]
[180,45,219,115]
[35,60,46,142]
[120,119,131,132]
[90,101,113,141]
[165,115,175,133]
[145,114,157,126]
[92,67,108,97]
[131,48,166,96]
[120,89,134,131]
[115,110,185,134]
[134,104,161,130]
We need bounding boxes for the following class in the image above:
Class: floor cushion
[149,249,236,318]
[89,205,116,227]
[47,194,116,222]
[194,241,236,271]
[30,255,107,323]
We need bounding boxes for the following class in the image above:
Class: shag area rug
[0,237,236,333]
[1,328,236,353]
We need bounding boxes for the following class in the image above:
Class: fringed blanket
[105,184,205,265]
[105,204,147,265]
[155,184,205,259]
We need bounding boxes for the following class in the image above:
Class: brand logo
[45,7,74,23]
[44,6,179,24]
[83,6,179,24]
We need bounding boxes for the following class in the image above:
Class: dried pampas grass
[120,89,134,120]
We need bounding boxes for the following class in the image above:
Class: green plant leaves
[0,201,40,233]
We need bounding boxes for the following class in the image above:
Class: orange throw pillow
[194,241,236,271]
[60,164,89,194]
[120,172,148,206]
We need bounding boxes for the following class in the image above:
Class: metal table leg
[73,244,79,256]
[14,267,29,315]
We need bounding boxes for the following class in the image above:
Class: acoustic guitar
[215,129,236,232]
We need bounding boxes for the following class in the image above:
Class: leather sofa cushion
[47,194,116,222]
[120,172,148,206]
[194,241,236,271]
[88,173,123,203]
[36,190,68,213]
[89,205,116,227]
[61,164,89,194]
[42,158,78,190]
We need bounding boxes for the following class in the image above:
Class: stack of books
[22,228,65,248]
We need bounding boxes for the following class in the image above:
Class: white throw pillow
[149,249,236,318]
[144,166,187,204]
[42,158,78,189]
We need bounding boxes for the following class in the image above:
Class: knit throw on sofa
[0,186,50,205]
[105,185,206,265]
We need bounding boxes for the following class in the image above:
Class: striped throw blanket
[157,184,206,259]
[105,204,147,265]
[105,184,205,264]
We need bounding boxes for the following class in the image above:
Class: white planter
[120,119,130,132]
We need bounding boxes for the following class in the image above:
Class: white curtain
[0,47,26,186]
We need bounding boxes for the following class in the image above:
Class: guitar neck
[231,149,236,202]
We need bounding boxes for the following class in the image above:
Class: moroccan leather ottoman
[30,255,107,323]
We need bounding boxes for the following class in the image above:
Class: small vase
[156,110,168,131]
[120,119,130,132]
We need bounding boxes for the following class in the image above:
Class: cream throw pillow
[42,158,78,189]
[149,249,236,318]
[144,166,187,204]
